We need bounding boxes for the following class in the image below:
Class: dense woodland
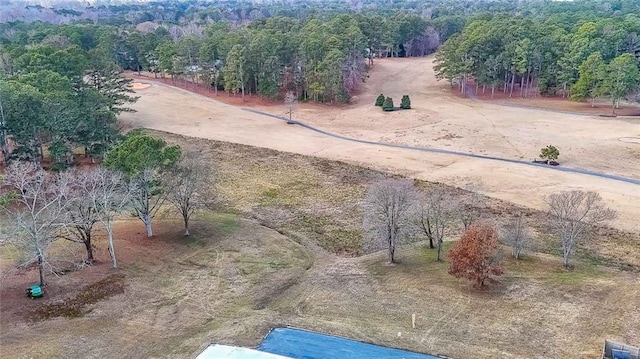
[1,0,640,167]
[433,2,640,111]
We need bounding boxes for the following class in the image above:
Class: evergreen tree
[382,96,394,111]
[400,95,411,109]
[375,93,385,106]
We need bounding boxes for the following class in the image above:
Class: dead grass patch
[146,130,639,270]
[28,273,125,320]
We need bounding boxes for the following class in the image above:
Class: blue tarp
[257,328,442,359]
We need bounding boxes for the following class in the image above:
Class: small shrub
[540,145,559,161]
[400,95,411,109]
[374,94,385,106]
[382,97,394,111]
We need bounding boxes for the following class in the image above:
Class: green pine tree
[400,95,411,109]
[375,94,385,106]
[382,97,394,111]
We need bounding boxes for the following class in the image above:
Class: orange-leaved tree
[448,223,503,287]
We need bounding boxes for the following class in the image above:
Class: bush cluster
[374,94,411,112]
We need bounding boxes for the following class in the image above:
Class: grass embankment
[1,132,638,359]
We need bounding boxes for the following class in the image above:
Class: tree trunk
[38,254,45,286]
[388,234,395,263]
[562,238,572,269]
[84,236,94,263]
[143,215,153,237]
[436,242,443,262]
[612,99,616,115]
[591,96,596,107]
[509,73,515,97]
[503,73,508,93]
[428,237,434,249]
[183,216,190,236]
[106,222,117,268]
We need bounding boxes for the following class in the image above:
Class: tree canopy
[434,10,640,102]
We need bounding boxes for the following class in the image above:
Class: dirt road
[120,57,640,232]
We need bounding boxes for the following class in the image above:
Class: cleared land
[1,135,638,359]
[121,56,640,233]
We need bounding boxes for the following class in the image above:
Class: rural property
[1,1,639,359]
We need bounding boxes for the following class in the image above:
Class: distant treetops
[375,94,411,112]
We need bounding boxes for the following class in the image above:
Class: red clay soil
[125,72,353,111]
[450,82,640,117]
[126,72,283,108]
[0,221,176,325]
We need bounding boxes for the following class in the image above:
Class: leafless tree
[65,178,101,263]
[414,188,455,261]
[166,158,215,236]
[78,167,130,269]
[502,212,531,260]
[284,91,296,123]
[546,190,616,269]
[0,162,74,286]
[363,179,415,263]
[459,189,483,231]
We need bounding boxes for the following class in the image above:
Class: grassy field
[1,132,638,359]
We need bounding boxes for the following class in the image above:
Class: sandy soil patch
[131,82,151,91]
[121,58,640,233]
[619,137,640,144]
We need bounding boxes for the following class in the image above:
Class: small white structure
[195,344,292,359]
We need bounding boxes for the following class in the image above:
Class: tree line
[0,131,213,287]
[0,32,139,168]
[0,13,440,105]
[362,179,615,287]
[434,12,640,111]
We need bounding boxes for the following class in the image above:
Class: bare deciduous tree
[415,188,454,261]
[503,212,531,260]
[459,190,483,231]
[78,167,130,269]
[284,91,296,124]
[65,185,101,263]
[0,162,74,286]
[546,190,616,269]
[363,179,415,263]
[166,158,215,236]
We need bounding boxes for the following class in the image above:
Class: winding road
[243,108,640,186]
[121,58,640,232]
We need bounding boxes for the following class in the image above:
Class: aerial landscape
[0,0,639,358]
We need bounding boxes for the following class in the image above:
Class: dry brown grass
[1,134,638,359]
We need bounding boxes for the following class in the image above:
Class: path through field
[120,57,640,232]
